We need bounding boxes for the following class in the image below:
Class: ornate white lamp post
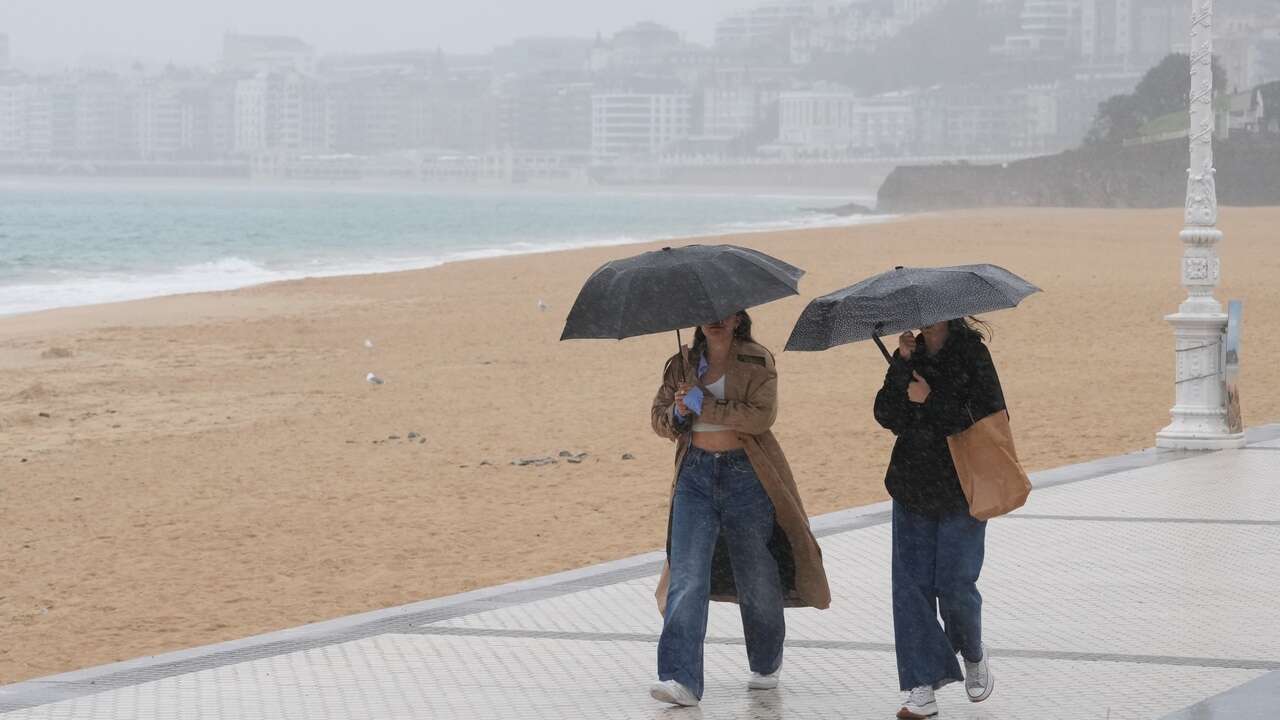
[1155,0,1246,450]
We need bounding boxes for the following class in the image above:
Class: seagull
[366,372,384,385]
[364,339,374,349]
[537,299,548,312]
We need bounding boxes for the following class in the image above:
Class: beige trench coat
[650,339,831,613]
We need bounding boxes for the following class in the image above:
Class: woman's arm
[918,341,1004,436]
[695,356,778,436]
[874,352,917,434]
[651,356,692,441]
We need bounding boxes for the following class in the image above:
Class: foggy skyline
[0,0,750,67]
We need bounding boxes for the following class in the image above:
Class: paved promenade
[3,425,1278,719]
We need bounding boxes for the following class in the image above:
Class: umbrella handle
[676,329,686,383]
[871,324,893,364]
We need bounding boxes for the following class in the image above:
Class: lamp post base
[1157,404,1246,449]
[1155,428,1246,450]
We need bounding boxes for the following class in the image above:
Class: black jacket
[873,332,1006,517]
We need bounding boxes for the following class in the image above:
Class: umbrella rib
[689,262,721,326]
[975,273,1017,306]
[913,282,926,331]
[614,270,636,340]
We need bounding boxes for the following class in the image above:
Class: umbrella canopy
[784,264,1041,354]
[560,244,805,341]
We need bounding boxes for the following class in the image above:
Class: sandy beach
[2,206,1277,684]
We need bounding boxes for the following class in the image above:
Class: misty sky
[1,0,751,66]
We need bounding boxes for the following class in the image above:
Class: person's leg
[718,453,785,677]
[935,511,987,664]
[891,501,964,691]
[657,451,721,699]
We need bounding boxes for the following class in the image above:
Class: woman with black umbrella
[561,243,830,708]
[874,317,1003,719]
[647,310,830,708]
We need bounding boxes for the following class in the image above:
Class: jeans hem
[657,672,703,700]
[898,674,963,693]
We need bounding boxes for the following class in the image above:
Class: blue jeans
[891,500,987,691]
[658,447,785,699]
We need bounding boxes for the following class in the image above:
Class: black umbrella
[560,244,804,372]
[784,264,1040,361]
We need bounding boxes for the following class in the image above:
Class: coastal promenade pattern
[2,425,1278,719]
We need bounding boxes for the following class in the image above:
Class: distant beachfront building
[0,33,10,70]
[222,33,315,74]
[132,71,238,161]
[590,92,692,161]
[0,78,53,156]
[778,86,915,154]
[913,84,1067,155]
[0,74,148,160]
[68,73,139,159]
[416,76,496,152]
[703,85,768,140]
[319,50,496,154]
[233,71,333,156]
[698,66,790,143]
[496,78,593,151]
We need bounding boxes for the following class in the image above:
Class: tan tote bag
[947,408,1032,521]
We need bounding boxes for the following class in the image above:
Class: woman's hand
[898,331,917,360]
[674,383,692,416]
[908,372,931,404]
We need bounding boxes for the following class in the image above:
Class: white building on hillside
[789,3,900,62]
[716,1,838,50]
[993,0,1081,59]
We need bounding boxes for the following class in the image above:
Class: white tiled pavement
[2,432,1278,719]
[0,635,1264,720]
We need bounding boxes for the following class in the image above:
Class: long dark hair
[946,316,993,343]
[691,310,755,361]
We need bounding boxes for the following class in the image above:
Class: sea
[0,180,882,317]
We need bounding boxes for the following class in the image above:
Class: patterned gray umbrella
[560,244,804,341]
[784,264,1040,359]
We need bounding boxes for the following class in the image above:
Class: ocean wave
[0,212,898,317]
[0,258,300,316]
[709,213,894,233]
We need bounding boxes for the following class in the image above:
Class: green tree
[1087,53,1228,145]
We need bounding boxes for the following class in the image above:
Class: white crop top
[692,376,731,432]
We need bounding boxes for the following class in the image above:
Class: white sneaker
[964,645,994,703]
[650,679,699,706]
[897,685,938,719]
[747,666,781,690]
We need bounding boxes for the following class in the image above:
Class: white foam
[0,258,299,316]
[0,212,897,317]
